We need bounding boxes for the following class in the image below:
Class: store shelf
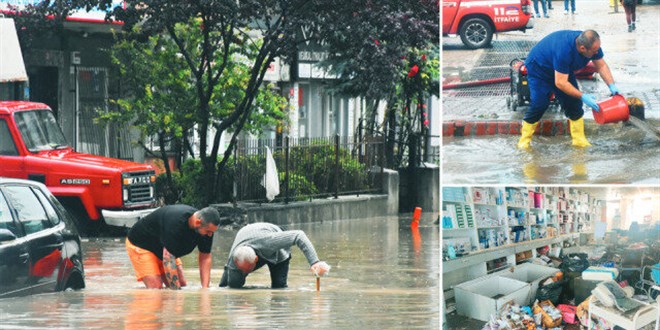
[444,227,474,231]
[442,186,600,272]
[443,234,579,273]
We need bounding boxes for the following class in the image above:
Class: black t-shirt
[127,204,213,259]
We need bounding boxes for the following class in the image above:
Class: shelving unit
[441,186,602,271]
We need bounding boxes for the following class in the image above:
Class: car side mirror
[0,228,17,242]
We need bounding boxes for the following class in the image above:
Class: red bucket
[593,94,629,124]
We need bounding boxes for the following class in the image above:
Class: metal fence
[428,134,440,164]
[233,135,384,203]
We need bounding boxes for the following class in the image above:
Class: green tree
[312,1,439,168]
[105,21,286,203]
[103,0,332,204]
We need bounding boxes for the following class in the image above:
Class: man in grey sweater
[219,222,329,288]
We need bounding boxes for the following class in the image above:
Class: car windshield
[14,110,69,152]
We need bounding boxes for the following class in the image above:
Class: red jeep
[0,101,157,234]
[443,0,534,49]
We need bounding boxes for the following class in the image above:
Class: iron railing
[233,135,384,203]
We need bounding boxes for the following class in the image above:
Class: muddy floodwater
[442,123,660,184]
[0,217,439,329]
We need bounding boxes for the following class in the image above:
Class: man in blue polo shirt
[517,30,619,149]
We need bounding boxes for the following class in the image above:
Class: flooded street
[442,123,660,184]
[0,217,439,329]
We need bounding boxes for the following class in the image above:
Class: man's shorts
[125,238,182,282]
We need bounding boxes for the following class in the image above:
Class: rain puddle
[442,123,660,184]
[0,217,439,329]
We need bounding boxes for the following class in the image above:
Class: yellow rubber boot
[569,117,591,148]
[517,121,539,149]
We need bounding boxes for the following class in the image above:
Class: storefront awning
[0,18,28,82]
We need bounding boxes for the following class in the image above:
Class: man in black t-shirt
[126,205,220,289]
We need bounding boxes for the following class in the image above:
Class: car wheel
[62,271,85,291]
[459,18,493,49]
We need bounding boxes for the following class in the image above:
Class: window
[2,186,51,235]
[13,110,68,152]
[0,191,20,236]
[0,119,19,156]
[34,188,61,226]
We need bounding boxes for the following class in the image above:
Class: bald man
[518,30,619,149]
[219,223,328,288]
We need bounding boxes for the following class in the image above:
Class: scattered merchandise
[560,253,590,273]
[443,186,660,329]
[592,280,645,312]
[573,276,601,305]
[532,300,563,328]
[481,302,536,330]
[575,295,591,326]
[556,304,577,324]
[535,275,564,305]
[582,266,619,281]
[455,276,531,322]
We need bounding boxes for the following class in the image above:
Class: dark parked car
[0,177,85,298]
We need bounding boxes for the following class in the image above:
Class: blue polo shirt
[525,30,604,81]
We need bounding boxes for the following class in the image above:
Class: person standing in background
[564,0,576,14]
[620,0,637,32]
[533,0,549,18]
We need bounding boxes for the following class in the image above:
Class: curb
[443,119,570,137]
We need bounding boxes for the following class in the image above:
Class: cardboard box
[455,276,531,321]
[496,263,559,305]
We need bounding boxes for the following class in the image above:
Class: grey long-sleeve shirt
[219,222,320,287]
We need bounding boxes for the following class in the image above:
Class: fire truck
[442,0,534,49]
[1,17,156,235]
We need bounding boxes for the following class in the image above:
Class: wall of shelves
[442,186,605,313]
[442,186,602,271]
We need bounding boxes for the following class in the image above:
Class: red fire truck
[442,0,534,49]
[0,101,157,235]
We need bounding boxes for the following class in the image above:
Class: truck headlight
[123,188,129,201]
[149,186,154,198]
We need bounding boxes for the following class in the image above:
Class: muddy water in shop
[442,123,660,184]
[0,217,439,329]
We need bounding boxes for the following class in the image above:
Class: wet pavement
[0,217,439,329]
[442,0,660,121]
[442,123,660,184]
[441,1,660,184]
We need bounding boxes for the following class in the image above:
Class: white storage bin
[455,276,531,322]
[495,263,558,304]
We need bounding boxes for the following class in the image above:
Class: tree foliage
[104,20,287,201]
[309,0,440,167]
[9,0,439,203]
[100,0,322,204]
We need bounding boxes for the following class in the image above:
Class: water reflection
[443,124,660,184]
[0,217,439,329]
